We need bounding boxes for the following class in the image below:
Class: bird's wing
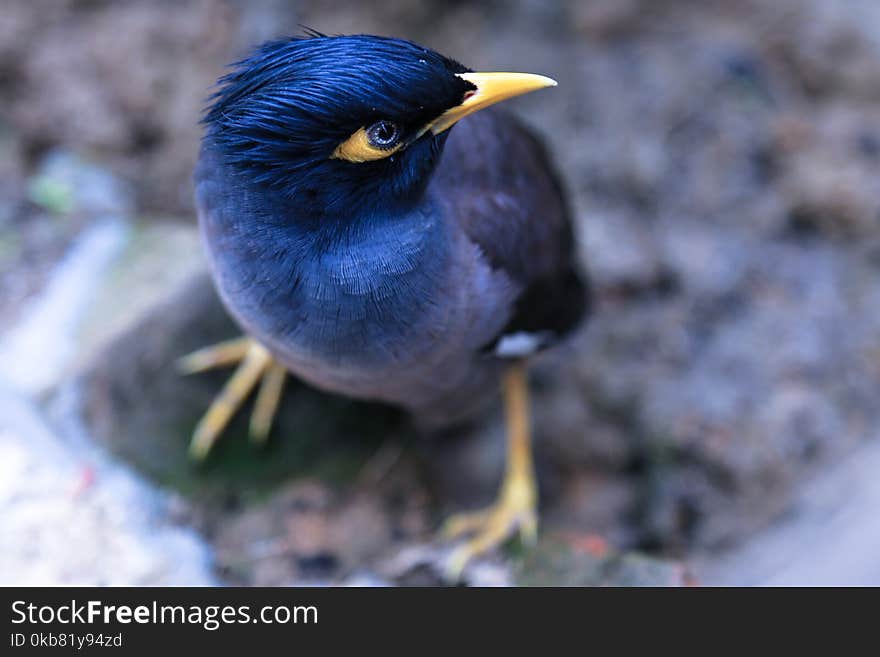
[432,108,589,356]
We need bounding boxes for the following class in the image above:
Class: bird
[180,32,589,577]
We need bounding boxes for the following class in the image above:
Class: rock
[0,178,204,394]
[0,218,128,393]
[0,383,215,586]
[77,270,408,501]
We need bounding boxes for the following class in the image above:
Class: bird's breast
[268,235,516,421]
[203,215,515,415]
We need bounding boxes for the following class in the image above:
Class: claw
[250,361,287,443]
[180,337,287,460]
[444,472,537,581]
[177,337,251,374]
[441,508,493,541]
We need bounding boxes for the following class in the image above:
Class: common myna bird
[182,33,588,576]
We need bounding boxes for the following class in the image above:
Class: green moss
[27,176,75,215]
[111,379,411,508]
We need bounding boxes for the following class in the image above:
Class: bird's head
[203,33,555,218]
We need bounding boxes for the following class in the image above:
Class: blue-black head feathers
[202,34,473,213]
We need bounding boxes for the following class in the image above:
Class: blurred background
[2,0,880,586]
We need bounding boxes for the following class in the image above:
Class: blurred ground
[2,0,880,585]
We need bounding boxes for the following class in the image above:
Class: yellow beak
[428,72,557,135]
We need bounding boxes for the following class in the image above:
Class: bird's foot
[178,336,287,460]
[442,469,537,581]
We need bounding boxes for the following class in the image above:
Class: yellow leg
[178,337,288,460]
[443,361,538,579]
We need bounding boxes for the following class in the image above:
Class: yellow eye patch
[331,126,404,163]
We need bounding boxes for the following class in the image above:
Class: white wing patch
[493,331,552,358]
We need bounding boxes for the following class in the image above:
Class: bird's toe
[181,336,287,459]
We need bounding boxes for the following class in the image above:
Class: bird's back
[432,108,588,357]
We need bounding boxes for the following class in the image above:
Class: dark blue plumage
[195,34,588,427]
[204,35,472,212]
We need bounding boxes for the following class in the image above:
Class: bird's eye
[366,120,401,149]
[332,121,405,162]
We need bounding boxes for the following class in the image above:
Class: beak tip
[528,74,557,89]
